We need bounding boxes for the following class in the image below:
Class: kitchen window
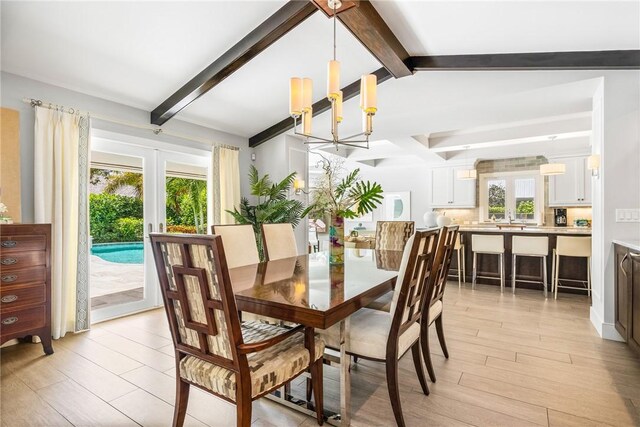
[479,171,543,224]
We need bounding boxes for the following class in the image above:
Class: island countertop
[455,225,591,235]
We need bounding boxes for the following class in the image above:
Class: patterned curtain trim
[75,115,90,331]
[212,147,221,225]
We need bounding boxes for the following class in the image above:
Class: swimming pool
[91,242,144,264]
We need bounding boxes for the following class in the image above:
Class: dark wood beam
[313,0,412,79]
[409,50,640,71]
[150,1,317,126]
[248,67,391,148]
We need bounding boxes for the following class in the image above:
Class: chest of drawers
[1,224,53,354]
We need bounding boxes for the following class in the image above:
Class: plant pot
[329,214,345,265]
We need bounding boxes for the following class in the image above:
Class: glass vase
[329,214,345,265]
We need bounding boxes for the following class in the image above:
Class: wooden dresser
[0,224,53,354]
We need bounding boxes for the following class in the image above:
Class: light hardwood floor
[2,283,640,427]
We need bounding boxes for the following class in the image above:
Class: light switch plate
[616,209,640,222]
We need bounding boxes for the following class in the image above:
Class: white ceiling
[2,1,638,163]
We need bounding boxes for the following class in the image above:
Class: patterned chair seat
[179,321,324,401]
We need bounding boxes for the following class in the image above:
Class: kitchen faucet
[507,210,513,224]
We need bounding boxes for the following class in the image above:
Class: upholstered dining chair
[211,224,260,269]
[375,221,415,251]
[420,225,459,384]
[149,233,325,427]
[366,221,415,311]
[262,223,298,261]
[319,229,441,427]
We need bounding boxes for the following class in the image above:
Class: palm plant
[166,177,207,233]
[227,165,312,260]
[103,172,143,197]
[310,154,383,219]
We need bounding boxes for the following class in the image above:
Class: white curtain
[34,106,90,338]
[212,146,241,225]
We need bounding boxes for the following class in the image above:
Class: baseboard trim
[590,307,625,341]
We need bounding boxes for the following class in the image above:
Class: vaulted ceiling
[2,1,639,165]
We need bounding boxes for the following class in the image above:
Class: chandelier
[288,0,378,150]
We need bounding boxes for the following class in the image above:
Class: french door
[90,138,211,323]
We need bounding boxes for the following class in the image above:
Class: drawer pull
[1,275,18,283]
[1,240,17,248]
[2,316,18,325]
[1,295,18,303]
[1,257,17,265]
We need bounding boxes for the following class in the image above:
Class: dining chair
[367,221,416,311]
[319,229,441,427]
[262,223,298,261]
[149,233,325,427]
[375,221,415,251]
[420,225,459,384]
[211,224,260,269]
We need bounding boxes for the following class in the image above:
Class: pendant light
[540,136,566,176]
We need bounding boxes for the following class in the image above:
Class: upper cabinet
[429,166,476,208]
[548,155,592,207]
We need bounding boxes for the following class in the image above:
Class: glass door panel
[90,140,159,323]
[487,179,506,220]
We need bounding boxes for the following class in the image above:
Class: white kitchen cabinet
[548,156,592,207]
[429,166,476,208]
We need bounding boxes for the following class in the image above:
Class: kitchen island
[452,226,591,293]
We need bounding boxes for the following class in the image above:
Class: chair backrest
[261,223,297,261]
[211,224,260,269]
[556,236,591,257]
[375,221,415,251]
[512,236,549,256]
[388,229,441,343]
[427,226,460,306]
[471,234,505,254]
[149,233,244,374]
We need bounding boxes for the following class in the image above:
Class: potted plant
[310,155,383,265]
[227,165,312,260]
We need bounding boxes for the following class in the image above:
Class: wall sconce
[293,178,306,195]
[588,154,600,178]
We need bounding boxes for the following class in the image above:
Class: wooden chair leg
[411,342,429,395]
[310,359,324,425]
[306,375,312,402]
[435,315,449,359]
[385,357,406,427]
[173,379,190,427]
[420,324,437,383]
[236,390,252,427]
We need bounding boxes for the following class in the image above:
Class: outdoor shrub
[114,217,144,241]
[90,193,143,242]
[166,225,197,234]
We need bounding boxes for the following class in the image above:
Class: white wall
[253,134,309,254]
[591,72,640,340]
[1,72,251,223]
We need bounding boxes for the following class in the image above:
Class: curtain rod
[22,97,241,151]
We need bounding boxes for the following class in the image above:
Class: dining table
[228,248,403,426]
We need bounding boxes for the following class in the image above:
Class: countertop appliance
[554,208,568,227]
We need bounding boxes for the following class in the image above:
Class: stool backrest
[512,236,549,256]
[211,224,260,269]
[471,234,505,253]
[556,236,591,257]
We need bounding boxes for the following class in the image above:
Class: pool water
[91,242,144,264]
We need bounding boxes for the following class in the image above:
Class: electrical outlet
[616,209,640,222]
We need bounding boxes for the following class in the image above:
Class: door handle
[1,295,18,303]
[2,316,18,325]
[1,275,17,283]
[630,252,640,259]
[621,253,629,277]
[159,223,164,233]
[1,240,17,248]
[1,257,17,265]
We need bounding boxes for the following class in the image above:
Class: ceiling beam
[332,0,413,78]
[249,67,392,148]
[150,1,318,126]
[409,50,640,71]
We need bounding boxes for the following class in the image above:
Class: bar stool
[553,236,591,300]
[511,236,549,297]
[472,234,505,292]
[448,235,466,287]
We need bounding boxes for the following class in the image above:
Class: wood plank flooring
[2,283,639,426]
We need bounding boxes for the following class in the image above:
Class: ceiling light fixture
[288,0,377,150]
[540,136,566,176]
